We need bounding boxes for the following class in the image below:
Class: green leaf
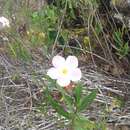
[117,42,129,59]
[73,116,95,130]
[95,22,103,35]
[78,90,97,112]
[56,86,74,112]
[95,121,107,130]
[64,93,73,106]
[74,83,82,104]
[48,94,71,119]
[44,75,56,89]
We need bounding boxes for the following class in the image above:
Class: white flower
[0,17,10,30]
[47,55,82,86]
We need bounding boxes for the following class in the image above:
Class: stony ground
[0,52,130,130]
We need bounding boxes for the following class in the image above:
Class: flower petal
[47,67,59,79]
[52,55,65,68]
[70,68,82,81]
[57,78,70,86]
[0,17,9,28]
[66,56,78,68]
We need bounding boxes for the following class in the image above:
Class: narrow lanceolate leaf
[48,95,71,119]
[74,83,82,104]
[64,93,73,106]
[73,116,95,130]
[78,90,97,112]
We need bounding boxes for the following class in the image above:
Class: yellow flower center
[60,67,68,77]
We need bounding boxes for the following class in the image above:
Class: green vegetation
[42,78,106,130]
[0,0,129,130]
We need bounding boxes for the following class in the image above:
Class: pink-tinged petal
[52,55,65,68]
[70,68,82,81]
[47,67,59,79]
[66,56,78,68]
[57,78,70,86]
